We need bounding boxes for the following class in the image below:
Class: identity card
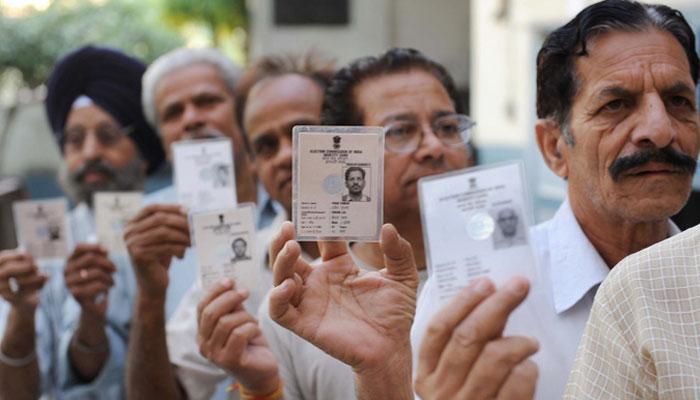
[172,137,237,212]
[12,198,70,259]
[191,204,257,290]
[94,192,143,254]
[293,126,384,242]
[419,161,537,306]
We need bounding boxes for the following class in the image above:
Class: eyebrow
[596,86,634,100]
[382,110,455,125]
[661,81,696,97]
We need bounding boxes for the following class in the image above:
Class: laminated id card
[293,126,384,242]
[172,137,237,212]
[419,161,537,306]
[191,204,257,290]
[12,198,70,260]
[94,191,143,254]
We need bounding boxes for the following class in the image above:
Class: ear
[535,119,569,180]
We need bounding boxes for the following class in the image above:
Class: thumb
[380,224,418,286]
[268,278,300,328]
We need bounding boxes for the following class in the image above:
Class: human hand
[123,204,190,299]
[0,250,47,311]
[197,279,280,395]
[414,277,539,400]
[268,222,419,373]
[64,244,116,319]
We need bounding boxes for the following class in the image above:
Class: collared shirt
[165,209,285,400]
[410,198,680,400]
[565,223,700,399]
[259,246,429,400]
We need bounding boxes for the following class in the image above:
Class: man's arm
[0,251,48,400]
[123,204,190,400]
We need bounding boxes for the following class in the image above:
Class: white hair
[141,47,242,130]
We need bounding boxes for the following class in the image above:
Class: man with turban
[0,45,164,398]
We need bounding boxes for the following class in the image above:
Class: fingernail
[220,278,233,288]
[180,206,189,214]
[473,279,492,294]
[507,279,528,296]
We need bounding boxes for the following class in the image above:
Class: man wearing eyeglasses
[0,46,164,399]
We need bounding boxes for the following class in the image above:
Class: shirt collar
[547,197,680,314]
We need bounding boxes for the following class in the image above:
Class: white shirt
[411,198,680,400]
[165,211,283,400]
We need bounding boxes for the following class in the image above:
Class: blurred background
[1,0,699,247]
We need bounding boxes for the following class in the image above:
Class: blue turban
[45,45,165,175]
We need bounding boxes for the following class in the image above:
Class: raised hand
[268,222,419,373]
[123,204,190,298]
[197,279,280,395]
[0,250,47,311]
[415,277,539,400]
[64,244,115,318]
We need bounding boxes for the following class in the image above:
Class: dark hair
[234,51,336,154]
[345,166,366,181]
[322,48,464,125]
[232,237,247,248]
[536,0,699,144]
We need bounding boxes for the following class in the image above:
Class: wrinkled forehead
[573,28,694,102]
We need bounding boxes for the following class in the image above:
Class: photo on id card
[292,126,384,242]
[418,161,537,307]
[172,137,237,213]
[12,198,70,260]
[94,191,143,255]
[191,204,257,290]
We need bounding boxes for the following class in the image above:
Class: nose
[182,104,206,136]
[80,131,104,161]
[631,93,676,149]
[413,123,445,161]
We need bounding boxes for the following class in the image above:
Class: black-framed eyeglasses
[383,114,475,154]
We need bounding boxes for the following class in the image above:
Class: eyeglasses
[383,114,475,154]
[63,124,132,151]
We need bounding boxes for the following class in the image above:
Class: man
[412,1,699,398]
[493,208,526,249]
[342,167,370,202]
[258,48,538,399]
[165,53,334,400]
[0,45,165,398]
[230,238,250,262]
[565,226,700,398]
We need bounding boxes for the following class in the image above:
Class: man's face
[561,28,700,223]
[497,209,518,238]
[154,63,244,162]
[60,104,145,205]
[244,74,324,215]
[354,69,472,221]
[233,239,246,257]
[346,170,365,195]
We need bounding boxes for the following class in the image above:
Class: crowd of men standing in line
[1,0,700,398]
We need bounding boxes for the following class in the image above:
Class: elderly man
[0,45,164,399]
[256,48,539,400]
[161,53,334,399]
[411,1,700,398]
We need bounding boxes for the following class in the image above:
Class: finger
[416,278,495,378]
[380,224,418,282]
[221,321,260,353]
[65,253,116,275]
[208,312,258,352]
[272,240,301,286]
[496,360,538,400]
[268,278,300,327]
[269,221,295,270]
[199,289,250,340]
[66,270,115,289]
[0,259,38,280]
[459,336,539,400]
[124,209,189,239]
[71,281,112,301]
[318,240,347,261]
[197,279,235,322]
[68,244,107,261]
[125,241,189,262]
[125,227,190,248]
[0,273,47,293]
[433,277,530,389]
[0,250,29,265]
[127,204,185,225]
